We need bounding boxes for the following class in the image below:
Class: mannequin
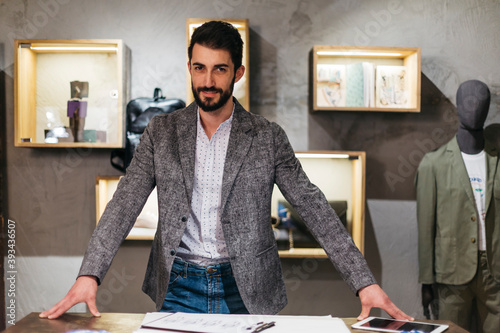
[421,79,491,319]
[416,80,500,333]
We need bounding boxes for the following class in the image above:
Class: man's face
[189,43,244,112]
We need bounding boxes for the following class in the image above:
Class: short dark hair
[188,21,243,71]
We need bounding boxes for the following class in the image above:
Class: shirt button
[170,249,176,256]
[181,216,187,222]
[471,216,476,222]
[471,238,476,244]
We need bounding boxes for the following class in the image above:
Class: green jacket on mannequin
[416,136,499,285]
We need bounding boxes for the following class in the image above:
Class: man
[416,80,500,332]
[41,21,412,320]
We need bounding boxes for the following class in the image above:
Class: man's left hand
[357,284,414,321]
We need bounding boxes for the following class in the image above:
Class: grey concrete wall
[1,0,500,325]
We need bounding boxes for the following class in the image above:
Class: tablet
[351,317,448,333]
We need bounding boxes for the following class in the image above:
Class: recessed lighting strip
[191,23,243,28]
[317,51,402,57]
[295,153,350,159]
[30,46,118,51]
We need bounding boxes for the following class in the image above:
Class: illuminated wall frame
[275,151,366,258]
[14,39,130,148]
[186,18,250,111]
[96,176,157,240]
[312,45,420,112]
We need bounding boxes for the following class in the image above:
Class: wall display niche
[96,177,157,240]
[186,18,250,111]
[273,151,366,257]
[96,151,366,257]
[14,39,130,148]
[313,45,420,112]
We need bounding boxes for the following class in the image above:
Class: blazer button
[170,249,176,256]
[471,238,476,244]
[181,216,187,222]
[471,216,476,222]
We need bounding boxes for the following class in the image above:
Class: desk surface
[1,313,467,333]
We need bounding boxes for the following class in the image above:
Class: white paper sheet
[134,312,351,333]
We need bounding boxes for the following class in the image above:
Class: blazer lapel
[448,137,475,204]
[485,150,498,213]
[176,103,198,206]
[220,100,254,215]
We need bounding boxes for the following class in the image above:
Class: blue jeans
[161,258,249,314]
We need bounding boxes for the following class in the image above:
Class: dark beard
[192,76,235,112]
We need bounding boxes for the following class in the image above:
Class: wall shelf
[96,176,156,240]
[312,45,420,112]
[275,150,366,257]
[14,39,130,148]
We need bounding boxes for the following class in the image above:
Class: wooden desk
[1,313,467,333]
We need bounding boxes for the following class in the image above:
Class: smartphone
[351,317,449,333]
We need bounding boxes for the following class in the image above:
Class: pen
[251,321,275,333]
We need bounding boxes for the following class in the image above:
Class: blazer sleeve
[415,154,437,284]
[271,123,377,294]
[78,117,158,284]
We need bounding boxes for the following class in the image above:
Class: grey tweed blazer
[79,99,376,314]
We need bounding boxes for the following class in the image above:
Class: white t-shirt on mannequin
[461,150,487,251]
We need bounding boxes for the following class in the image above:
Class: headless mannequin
[421,80,491,318]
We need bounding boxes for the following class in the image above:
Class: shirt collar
[196,104,235,133]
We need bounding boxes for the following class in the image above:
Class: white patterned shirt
[175,107,233,265]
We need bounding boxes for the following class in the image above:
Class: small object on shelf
[345,62,364,107]
[67,100,87,142]
[375,65,408,108]
[275,201,296,251]
[70,80,89,99]
[44,126,73,143]
[275,200,348,251]
[67,81,89,142]
[83,129,107,143]
[312,45,420,112]
[67,100,88,118]
[316,64,346,107]
[277,201,294,229]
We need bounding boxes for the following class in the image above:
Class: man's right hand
[39,275,100,319]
